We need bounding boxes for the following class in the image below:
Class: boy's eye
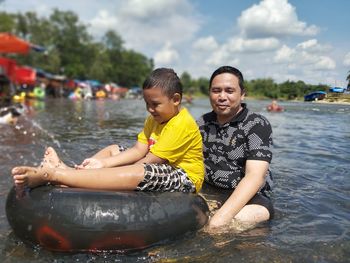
[147,102,160,108]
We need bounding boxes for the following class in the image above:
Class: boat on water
[329,87,346,93]
[304,91,327,101]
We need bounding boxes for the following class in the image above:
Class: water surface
[0,98,349,262]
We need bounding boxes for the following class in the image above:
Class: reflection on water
[0,98,349,262]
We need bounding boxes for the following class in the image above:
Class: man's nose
[218,91,226,99]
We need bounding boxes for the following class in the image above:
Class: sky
[1,0,350,86]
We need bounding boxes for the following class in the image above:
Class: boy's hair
[143,68,183,98]
[209,66,245,93]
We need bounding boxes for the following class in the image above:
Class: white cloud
[238,0,319,38]
[274,45,295,63]
[154,42,179,66]
[312,56,336,70]
[272,41,336,73]
[90,10,119,36]
[343,52,350,66]
[226,37,280,53]
[100,0,201,51]
[204,46,240,67]
[296,39,331,53]
[192,36,218,52]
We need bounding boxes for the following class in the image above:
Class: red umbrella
[0,33,31,54]
[12,66,36,85]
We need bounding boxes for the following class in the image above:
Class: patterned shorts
[136,163,196,193]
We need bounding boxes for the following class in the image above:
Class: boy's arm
[85,142,148,168]
[135,151,167,164]
[103,141,149,167]
[208,160,269,229]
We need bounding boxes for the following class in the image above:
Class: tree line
[0,9,339,99]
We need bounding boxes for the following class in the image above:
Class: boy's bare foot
[12,166,53,188]
[40,147,69,169]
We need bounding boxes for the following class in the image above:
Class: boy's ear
[172,93,181,105]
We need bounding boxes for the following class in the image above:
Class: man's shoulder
[245,110,271,125]
[197,111,215,125]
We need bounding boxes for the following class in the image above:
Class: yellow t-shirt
[137,108,204,192]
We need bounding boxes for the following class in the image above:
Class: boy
[12,68,204,193]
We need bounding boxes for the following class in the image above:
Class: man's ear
[240,90,246,101]
[172,93,182,105]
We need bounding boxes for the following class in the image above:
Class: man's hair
[143,68,183,98]
[209,66,245,92]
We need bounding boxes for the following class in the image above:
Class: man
[197,66,274,230]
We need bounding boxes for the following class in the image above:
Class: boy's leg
[89,144,122,160]
[41,147,70,169]
[12,163,145,191]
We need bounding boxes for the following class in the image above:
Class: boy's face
[143,86,180,124]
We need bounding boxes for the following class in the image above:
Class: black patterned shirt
[197,103,273,193]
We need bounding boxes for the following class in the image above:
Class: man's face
[209,73,245,124]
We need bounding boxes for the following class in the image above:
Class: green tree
[0,12,16,32]
[192,77,209,95]
[102,30,124,83]
[246,78,277,98]
[180,71,192,94]
[86,43,110,82]
[48,9,92,78]
[115,50,153,87]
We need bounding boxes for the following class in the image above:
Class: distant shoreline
[191,94,350,105]
[313,99,350,105]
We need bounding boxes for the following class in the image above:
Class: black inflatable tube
[6,186,209,253]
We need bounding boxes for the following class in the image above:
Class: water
[0,98,349,262]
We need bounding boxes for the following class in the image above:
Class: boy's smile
[143,86,181,124]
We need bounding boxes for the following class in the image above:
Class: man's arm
[208,160,269,229]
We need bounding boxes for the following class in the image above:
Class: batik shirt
[197,103,273,193]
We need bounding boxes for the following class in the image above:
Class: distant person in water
[267,100,284,112]
[197,66,274,231]
[11,68,204,194]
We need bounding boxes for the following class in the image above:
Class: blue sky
[1,0,349,86]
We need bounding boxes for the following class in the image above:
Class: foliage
[1,9,153,87]
[180,71,192,94]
